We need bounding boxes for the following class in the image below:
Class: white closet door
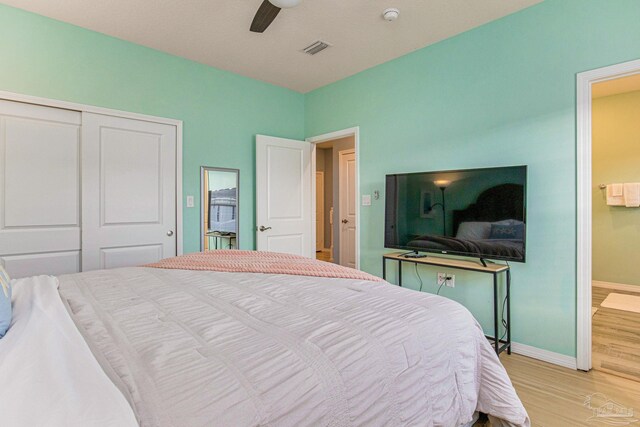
[81,113,177,271]
[0,100,82,278]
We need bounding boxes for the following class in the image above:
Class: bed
[406,184,525,260]
[0,251,529,427]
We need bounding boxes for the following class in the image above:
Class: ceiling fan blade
[250,0,282,33]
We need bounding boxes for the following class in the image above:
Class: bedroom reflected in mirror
[384,166,527,262]
[201,167,239,251]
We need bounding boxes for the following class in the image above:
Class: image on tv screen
[384,166,527,262]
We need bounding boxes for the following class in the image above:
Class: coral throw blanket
[146,250,384,282]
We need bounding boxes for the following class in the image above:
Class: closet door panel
[1,251,80,278]
[100,245,163,270]
[82,113,177,271]
[101,127,163,225]
[0,100,81,278]
[4,118,79,226]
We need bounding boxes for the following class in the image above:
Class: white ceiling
[593,73,640,98]
[3,0,542,93]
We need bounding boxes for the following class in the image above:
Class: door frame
[306,127,360,269]
[0,90,184,255]
[576,58,640,371]
[315,171,325,251]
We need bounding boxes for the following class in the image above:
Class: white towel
[624,183,640,207]
[611,183,623,196]
[606,184,625,206]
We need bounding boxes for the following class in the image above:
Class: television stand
[382,252,511,355]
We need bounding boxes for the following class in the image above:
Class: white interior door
[82,113,177,271]
[0,100,81,278]
[339,149,356,268]
[256,135,313,257]
[316,171,325,251]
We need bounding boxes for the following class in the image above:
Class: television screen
[384,166,527,262]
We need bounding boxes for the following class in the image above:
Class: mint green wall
[592,90,640,286]
[305,0,640,356]
[0,4,304,253]
[4,1,640,357]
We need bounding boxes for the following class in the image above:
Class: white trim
[592,280,640,294]
[315,170,325,251]
[176,121,184,255]
[0,90,184,255]
[511,342,577,370]
[0,90,183,126]
[576,58,640,372]
[306,127,360,270]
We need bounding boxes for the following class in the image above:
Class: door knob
[341,219,348,224]
[259,226,272,232]
[167,230,174,236]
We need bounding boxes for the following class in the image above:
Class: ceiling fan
[250,0,302,33]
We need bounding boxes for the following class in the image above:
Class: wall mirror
[201,167,239,251]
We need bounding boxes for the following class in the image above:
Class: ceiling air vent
[302,40,331,56]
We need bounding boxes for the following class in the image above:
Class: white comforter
[0,275,138,427]
[54,267,528,427]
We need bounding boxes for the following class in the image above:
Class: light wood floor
[592,285,640,382]
[483,353,640,426]
[475,284,640,426]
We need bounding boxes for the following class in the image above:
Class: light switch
[186,195,195,208]
[362,195,372,206]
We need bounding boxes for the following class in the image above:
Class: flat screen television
[384,166,527,262]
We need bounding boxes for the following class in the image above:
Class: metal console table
[382,252,511,355]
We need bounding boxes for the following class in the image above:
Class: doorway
[308,128,360,269]
[577,59,640,372]
[590,74,640,381]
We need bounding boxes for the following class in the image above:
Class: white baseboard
[593,280,640,293]
[510,342,577,370]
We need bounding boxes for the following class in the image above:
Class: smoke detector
[382,8,399,22]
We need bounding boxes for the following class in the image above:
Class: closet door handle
[259,226,272,232]
[167,230,174,236]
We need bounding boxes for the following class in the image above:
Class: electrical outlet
[445,274,455,287]
[437,273,455,288]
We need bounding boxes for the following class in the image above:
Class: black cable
[414,263,424,292]
[413,263,445,295]
[499,260,511,342]
[500,294,508,342]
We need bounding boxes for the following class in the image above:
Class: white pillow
[456,222,491,240]
[0,264,11,338]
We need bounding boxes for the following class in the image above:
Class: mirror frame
[200,166,240,251]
